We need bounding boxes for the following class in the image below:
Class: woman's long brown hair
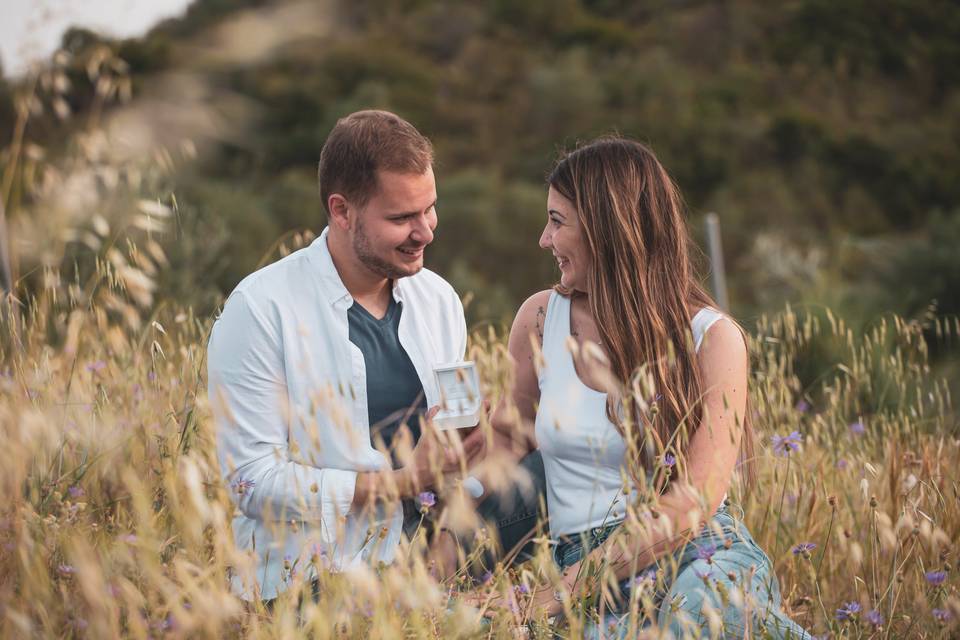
[548,136,757,492]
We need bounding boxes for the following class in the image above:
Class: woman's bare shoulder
[510,289,553,348]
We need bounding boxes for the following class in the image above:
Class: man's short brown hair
[318,110,434,213]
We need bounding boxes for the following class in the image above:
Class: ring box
[433,361,482,430]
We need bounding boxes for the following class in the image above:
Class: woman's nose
[538,225,552,250]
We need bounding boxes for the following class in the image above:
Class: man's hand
[352,406,486,509]
[404,405,485,491]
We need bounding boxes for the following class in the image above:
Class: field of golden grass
[1,242,957,637]
[1,52,958,639]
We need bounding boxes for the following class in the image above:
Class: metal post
[0,198,12,296]
[705,212,729,312]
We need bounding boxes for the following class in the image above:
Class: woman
[466,137,810,638]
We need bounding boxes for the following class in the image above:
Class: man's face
[351,167,438,279]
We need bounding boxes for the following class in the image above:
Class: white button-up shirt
[207,227,466,600]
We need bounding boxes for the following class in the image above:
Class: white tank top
[534,291,726,538]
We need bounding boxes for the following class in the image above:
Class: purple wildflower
[514,584,530,594]
[57,564,76,576]
[866,609,884,626]
[836,458,849,470]
[849,420,865,435]
[791,542,816,556]
[663,453,676,468]
[925,570,947,586]
[310,543,327,564]
[694,567,713,580]
[933,608,952,622]
[632,569,656,588]
[418,491,436,508]
[836,601,861,621]
[772,431,802,456]
[119,534,137,544]
[479,571,493,584]
[231,478,255,495]
[795,400,811,413]
[67,485,84,499]
[696,544,717,562]
[85,360,106,373]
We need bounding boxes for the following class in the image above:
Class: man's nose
[411,213,434,245]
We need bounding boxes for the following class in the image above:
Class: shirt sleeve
[453,289,468,360]
[207,290,356,528]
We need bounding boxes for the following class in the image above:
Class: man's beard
[353,218,422,280]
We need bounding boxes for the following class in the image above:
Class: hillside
[2,0,959,326]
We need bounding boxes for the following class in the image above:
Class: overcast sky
[1,0,194,78]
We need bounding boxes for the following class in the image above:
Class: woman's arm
[465,290,551,498]
[536,317,749,612]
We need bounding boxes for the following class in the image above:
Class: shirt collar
[308,226,408,308]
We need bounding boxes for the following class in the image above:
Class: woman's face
[540,187,591,292]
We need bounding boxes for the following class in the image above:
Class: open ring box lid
[433,360,482,430]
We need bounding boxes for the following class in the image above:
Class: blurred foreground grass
[0,239,958,638]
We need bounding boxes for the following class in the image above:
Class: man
[207,110,482,601]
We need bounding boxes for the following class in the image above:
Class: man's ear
[327,194,353,231]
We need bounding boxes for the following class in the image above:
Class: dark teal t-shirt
[348,297,427,468]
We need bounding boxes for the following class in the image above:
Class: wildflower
[696,544,717,563]
[85,360,106,373]
[310,543,327,565]
[58,564,76,576]
[771,431,803,456]
[479,571,493,585]
[119,534,137,544]
[694,567,713,580]
[835,601,861,621]
[514,584,530,595]
[925,570,947,586]
[67,485,85,499]
[866,609,884,626]
[663,453,676,467]
[836,458,848,470]
[791,542,816,556]
[795,400,810,413]
[933,608,952,622]
[231,478,255,495]
[849,420,865,435]
[632,569,656,588]
[418,491,436,509]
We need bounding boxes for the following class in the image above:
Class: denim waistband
[552,503,749,570]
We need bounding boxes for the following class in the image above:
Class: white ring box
[432,361,482,430]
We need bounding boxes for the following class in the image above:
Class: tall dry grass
[1,221,958,637]
[1,44,958,640]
